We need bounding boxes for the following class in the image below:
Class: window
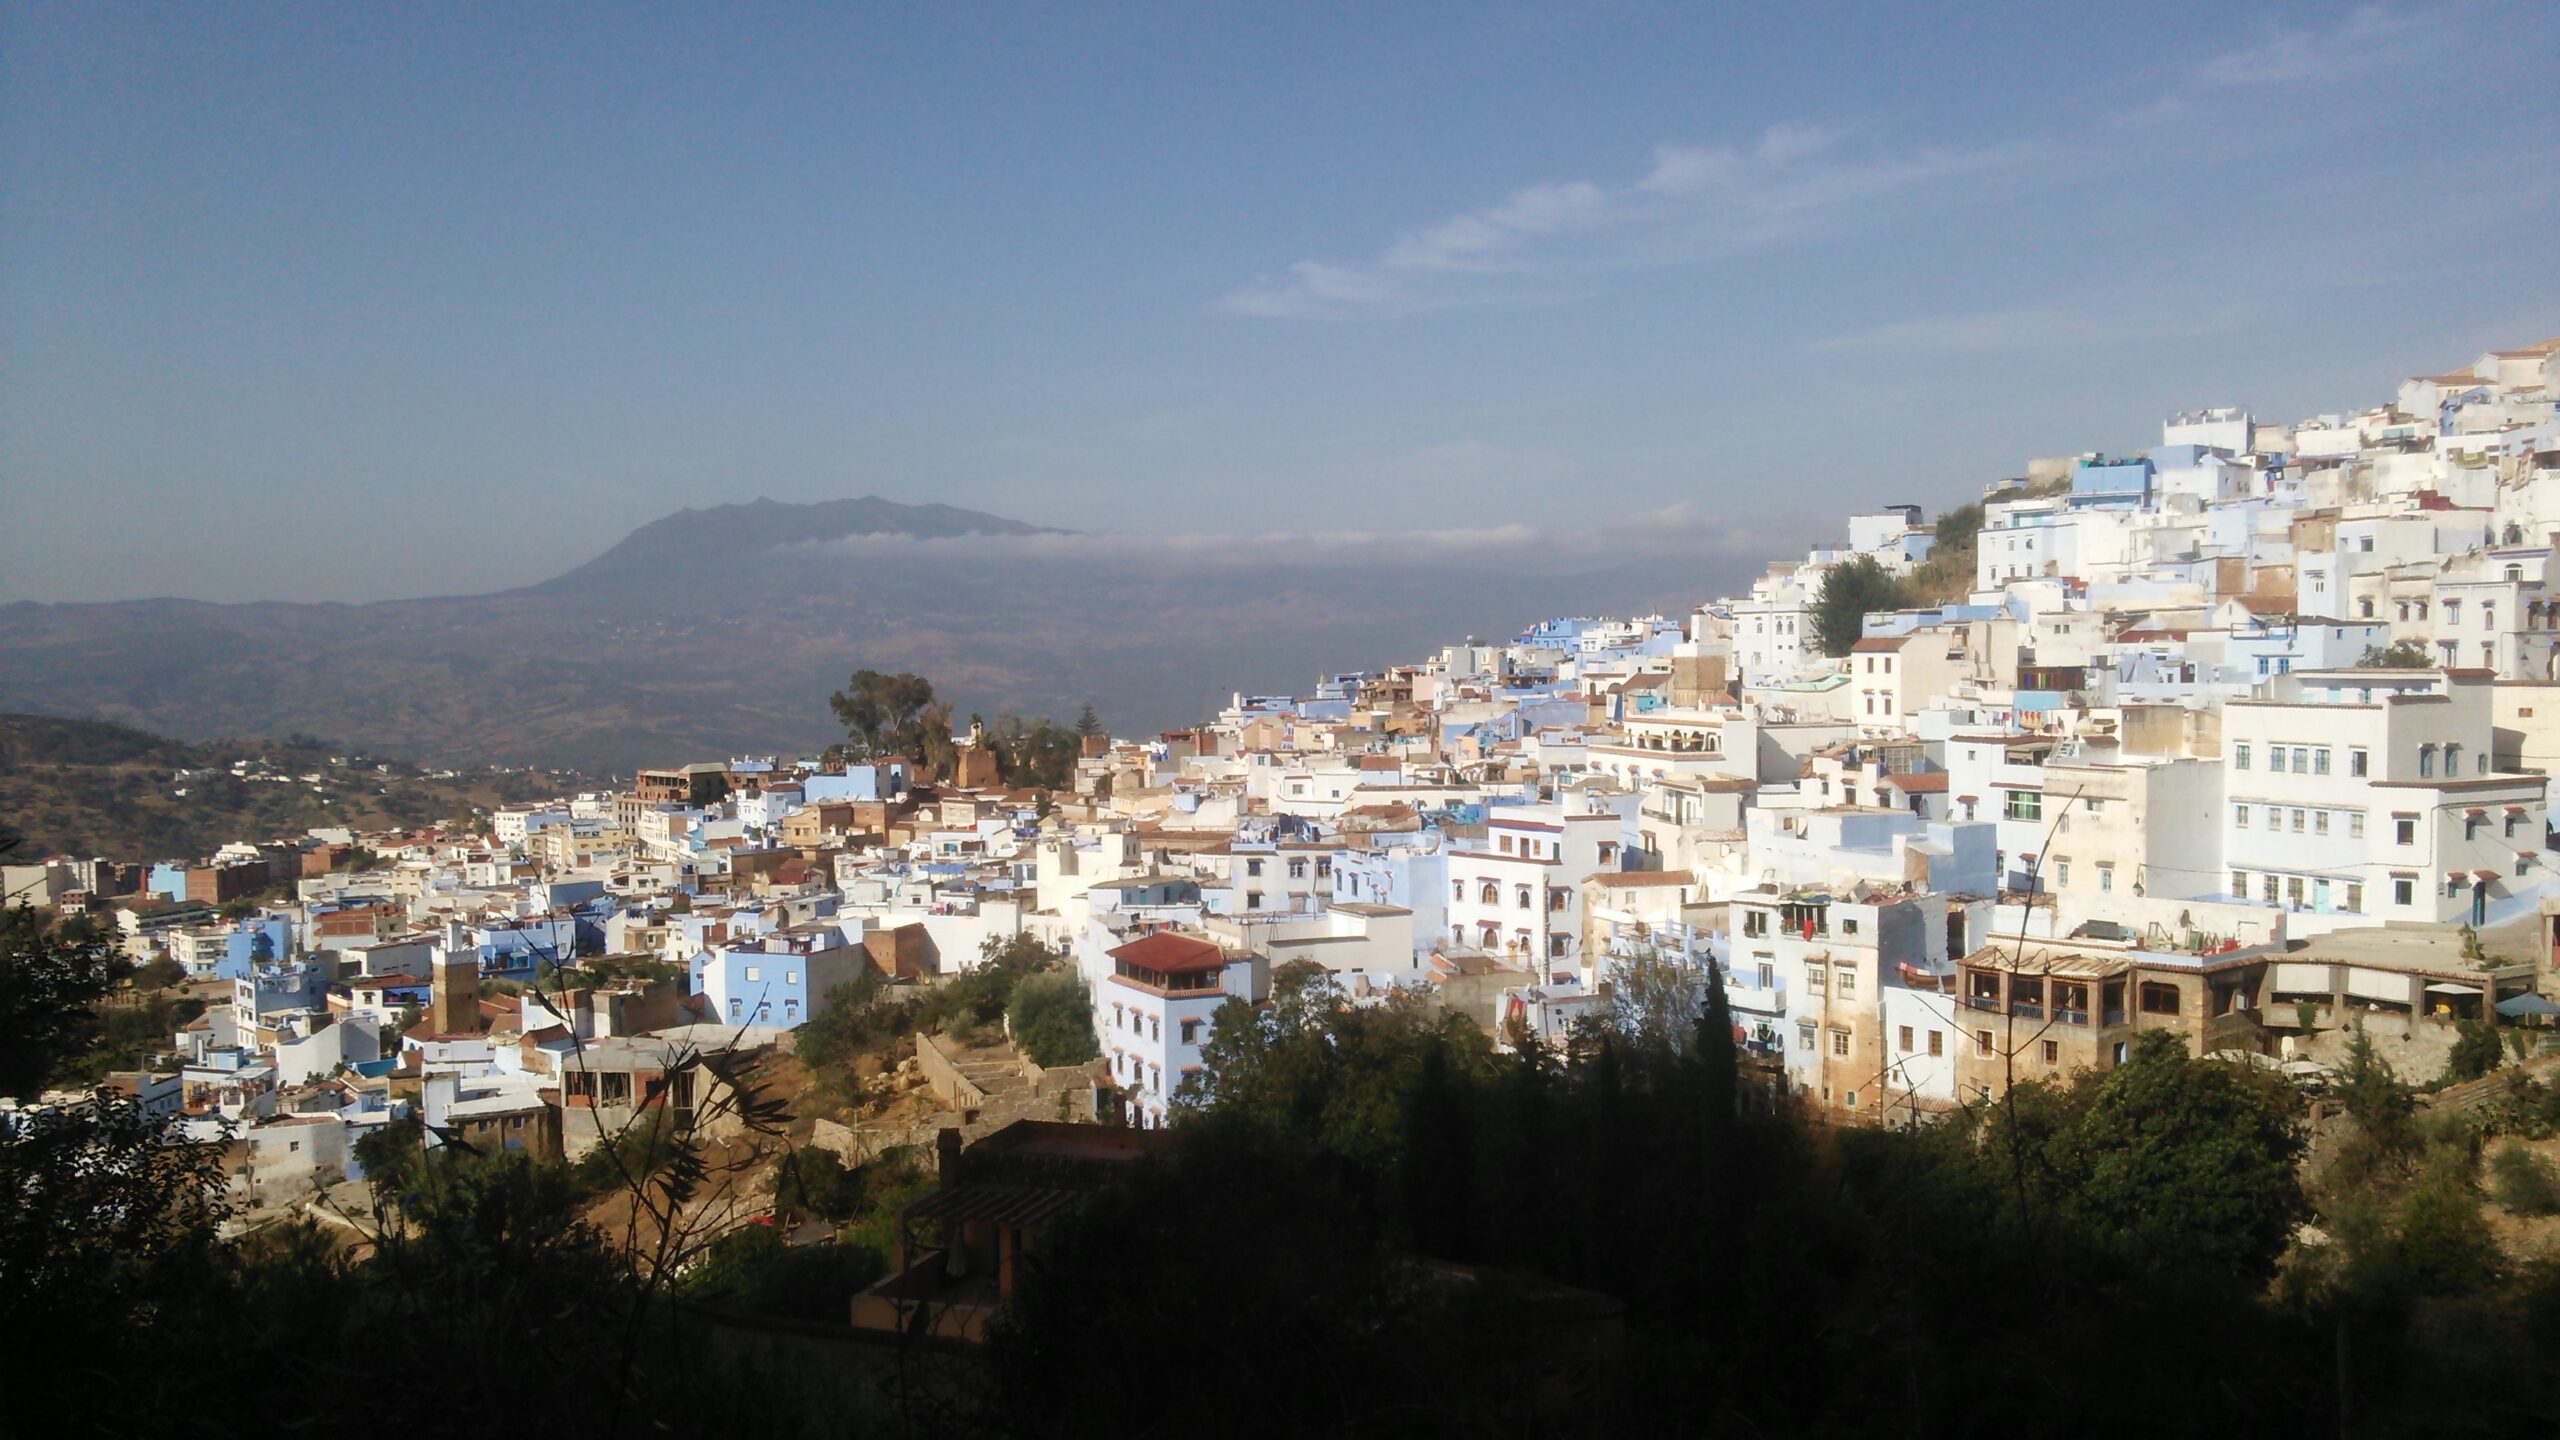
[2231,869,2249,898]
[1755,961,1774,989]
[2262,875,2279,904]
[1151,1017,1161,1041]
[2419,746,2435,779]
[1549,934,1568,959]
[2004,790,2043,822]
[2350,812,2365,839]
[2350,747,2369,777]
[743,966,761,983]
[2395,817,2416,846]
[2138,982,2180,1015]
[2042,1040,2059,1065]
[1836,968,1857,999]
[1316,859,1331,878]
[1975,1030,1995,1058]
[2446,744,2464,776]
[1830,1029,1850,1057]
[1743,910,1768,938]
[2291,747,2309,775]
[2345,882,2363,913]
[2233,743,2251,770]
[1927,1030,1944,1057]
[2393,876,2415,906]
[2314,748,2331,775]
[2519,855,2533,878]
[2287,877,2306,907]
[1287,858,1306,879]
[2291,809,2307,834]
[1549,887,1569,913]
[1453,880,1465,902]
[1797,1025,1815,1052]
[1515,885,1533,910]
[2097,863,2115,892]
[2054,860,2071,887]
[1246,890,1263,910]
[2234,804,2251,829]
[1899,1025,1915,1052]
[1842,916,1860,934]
[1480,881,1500,904]
[1246,858,1264,877]
[1805,963,1826,994]
[2268,745,2287,772]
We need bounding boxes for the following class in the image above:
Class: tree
[1598,942,1705,1055]
[2333,1019,2418,1181]
[2035,1032,2306,1286]
[1810,554,1907,658]
[2445,1018,2504,1084]
[2395,1148,2500,1294]
[0,904,123,1099]
[827,670,936,759]
[1006,971,1099,1067]
[2357,640,2432,669]
[1073,703,1102,737]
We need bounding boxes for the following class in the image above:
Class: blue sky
[5,2,2556,602]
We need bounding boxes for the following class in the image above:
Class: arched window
[2446,743,2463,775]
[1479,881,1500,904]
[2419,744,2436,778]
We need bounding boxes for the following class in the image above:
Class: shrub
[2489,1142,2560,1215]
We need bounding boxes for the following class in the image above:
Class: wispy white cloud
[1217,124,2032,319]
[2136,5,2433,123]
[799,501,1786,575]
[1804,303,2251,356]
[2193,4,2424,88]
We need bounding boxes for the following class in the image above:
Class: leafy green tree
[136,955,188,991]
[1810,554,1908,658]
[2032,1032,2306,1286]
[2395,1148,2500,1294]
[827,670,936,759]
[2357,640,2433,669]
[2333,1019,2419,1182]
[0,903,125,1099]
[772,1144,859,1222]
[2445,1018,2504,1083]
[1073,703,1102,737]
[1006,970,1099,1067]
[2489,1140,2560,1215]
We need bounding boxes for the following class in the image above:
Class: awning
[2425,983,2479,996]
[2507,805,2530,815]
[2466,807,2488,817]
[2496,992,2560,1019]
[2473,869,2500,881]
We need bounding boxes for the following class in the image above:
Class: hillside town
[12,334,2560,1369]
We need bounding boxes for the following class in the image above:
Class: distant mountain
[0,496,1740,773]
[529,496,1065,594]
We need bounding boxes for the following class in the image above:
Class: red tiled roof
[1887,773,1949,792]
[1106,932,1228,974]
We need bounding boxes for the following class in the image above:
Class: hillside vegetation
[0,712,591,861]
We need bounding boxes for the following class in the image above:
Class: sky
[5,2,2557,604]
